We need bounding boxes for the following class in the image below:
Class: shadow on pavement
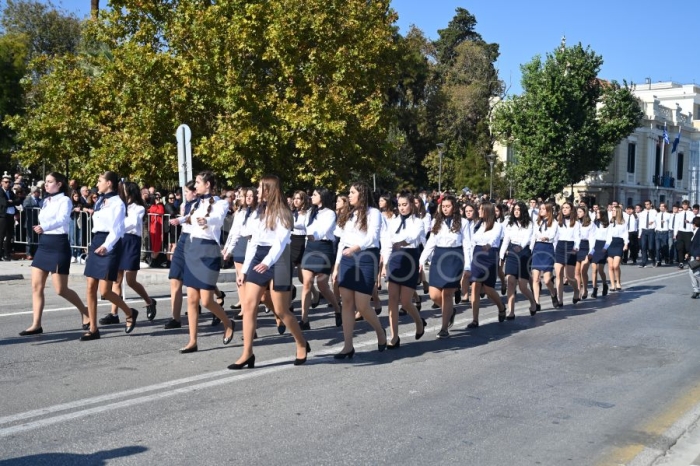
[0,446,148,465]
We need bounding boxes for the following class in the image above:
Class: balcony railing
[652,174,675,188]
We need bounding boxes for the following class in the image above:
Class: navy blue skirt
[301,240,334,275]
[471,246,498,288]
[338,247,380,295]
[32,234,71,275]
[428,246,464,290]
[555,240,577,266]
[168,232,189,280]
[232,235,250,264]
[531,242,555,273]
[84,232,122,282]
[607,237,624,258]
[590,240,608,264]
[290,235,306,265]
[576,240,590,262]
[118,234,141,271]
[245,244,292,292]
[504,244,531,280]
[387,247,420,287]
[183,237,221,290]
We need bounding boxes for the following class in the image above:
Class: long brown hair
[577,205,591,227]
[557,202,577,227]
[336,195,350,227]
[259,175,292,230]
[538,203,555,228]
[293,190,310,214]
[478,202,496,232]
[432,195,461,234]
[341,182,372,232]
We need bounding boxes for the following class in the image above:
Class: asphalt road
[1,265,699,465]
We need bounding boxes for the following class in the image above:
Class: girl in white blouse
[467,203,505,327]
[460,203,478,303]
[498,202,537,319]
[230,175,309,368]
[413,197,431,295]
[530,203,559,309]
[418,195,470,338]
[381,192,426,348]
[494,204,508,296]
[588,210,610,297]
[99,182,157,325]
[575,205,597,300]
[299,188,341,328]
[554,202,582,307]
[222,187,259,319]
[333,182,387,358]
[19,172,89,336]
[179,171,235,353]
[291,190,316,307]
[81,172,138,341]
[606,206,629,291]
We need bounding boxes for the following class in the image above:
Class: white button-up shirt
[579,222,597,244]
[187,196,228,244]
[556,219,581,250]
[242,213,291,271]
[418,218,471,268]
[292,210,307,236]
[499,222,533,260]
[638,208,657,232]
[91,193,125,252]
[674,209,694,235]
[38,193,71,235]
[530,220,559,250]
[382,215,425,263]
[306,208,336,242]
[124,203,145,236]
[654,211,671,232]
[222,207,260,255]
[335,207,382,264]
[606,221,630,247]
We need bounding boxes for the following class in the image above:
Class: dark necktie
[308,207,318,226]
[445,218,453,229]
[646,211,649,228]
[294,210,299,222]
[627,216,630,228]
[94,192,117,212]
[243,207,252,225]
[395,214,410,234]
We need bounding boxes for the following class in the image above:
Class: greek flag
[663,126,670,145]
[671,130,681,153]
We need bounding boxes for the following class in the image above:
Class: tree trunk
[91,0,99,19]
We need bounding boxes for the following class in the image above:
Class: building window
[677,152,684,180]
[655,143,661,177]
[627,143,636,173]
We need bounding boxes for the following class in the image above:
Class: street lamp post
[437,143,445,192]
[487,153,497,200]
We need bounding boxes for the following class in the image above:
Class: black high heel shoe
[551,296,559,308]
[223,320,235,345]
[498,307,506,322]
[228,354,255,370]
[416,318,427,340]
[277,323,286,335]
[334,312,342,327]
[215,291,226,307]
[294,342,311,366]
[387,336,400,349]
[602,283,609,296]
[378,329,387,352]
[333,348,355,359]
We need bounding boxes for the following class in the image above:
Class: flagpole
[660,121,667,189]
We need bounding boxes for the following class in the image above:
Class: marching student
[638,200,657,268]
[163,181,196,329]
[222,187,259,320]
[668,204,680,265]
[494,204,508,296]
[654,202,671,267]
[575,205,596,300]
[459,202,477,303]
[290,190,312,305]
[81,172,138,341]
[413,196,431,295]
[498,201,537,319]
[467,202,505,327]
[554,202,581,306]
[332,194,350,306]
[588,210,610,298]
[530,203,559,309]
[418,195,470,338]
[382,192,426,348]
[687,217,700,298]
[229,175,309,368]
[98,182,157,326]
[674,200,694,269]
[605,206,629,291]
[333,182,387,358]
[299,188,341,329]
[623,205,639,265]
[19,172,90,336]
[179,171,235,353]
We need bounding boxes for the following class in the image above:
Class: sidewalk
[0,254,237,284]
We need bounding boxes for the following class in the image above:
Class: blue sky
[30,0,700,95]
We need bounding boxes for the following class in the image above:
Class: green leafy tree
[0,32,28,168]
[8,0,401,188]
[492,40,643,200]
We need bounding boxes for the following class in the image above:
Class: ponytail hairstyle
[397,191,415,216]
[122,182,145,208]
[258,175,293,230]
[186,170,217,224]
[432,195,461,234]
[101,171,127,208]
[47,172,70,196]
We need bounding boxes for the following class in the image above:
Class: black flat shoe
[300,320,311,331]
[228,354,255,370]
[223,320,235,345]
[215,291,226,307]
[551,296,559,308]
[294,342,311,366]
[125,309,138,334]
[436,329,450,339]
[211,315,221,326]
[19,327,43,336]
[164,318,181,329]
[179,345,198,354]
[277,324,286,335]
[98,313,120,325]
[573,298,580,304]
[581,291,588,300]
[498,308,506,322]
[81,323,90,331]
[335,312,342,327]
[146,298,157,321]
[466,321,479,329]
[501,285,507,296]
[506,314,515,321]
[399,307,407,316]
[387,336,400,349]
[79,329,100,341]
[602,283,609,296]
[230,302,242,310]
[615,287,622,292]
[591,287,598,298]
[375,307,382,315]
[355,314,364,322]
[422,281,429,294]
[416,318,427,340]
[334,348,355,359]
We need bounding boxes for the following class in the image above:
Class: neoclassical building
[495,81,700,207]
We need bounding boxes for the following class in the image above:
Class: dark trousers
[677,231,693,264]
[624,233,639,263]
[0,214,14,258]
[640,229,655,266]
[654,231,669,263]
